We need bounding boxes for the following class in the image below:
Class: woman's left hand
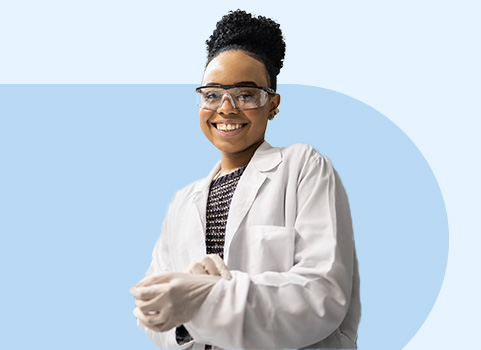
[187,254,232,280]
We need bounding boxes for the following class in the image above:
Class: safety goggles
[195,84,276,111]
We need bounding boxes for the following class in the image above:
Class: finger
[188,262,208,275]
[135,296,157,311]
[154,318,178,333]
[136,274,171,287]
[201,256,220,276]
[129,286,143,297]
[130,283,169,300]
[135,289,168,313]
[137,318,149,330]
[131,284,166,300]
[208,254,232,280]
[133,307,164,326]
[136,272,174,287]
[134,306,175,332]
[148,307,183,333]
[133,307,164,331]
[137,318,165,333]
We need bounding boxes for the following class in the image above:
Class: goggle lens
[197,87,269,111]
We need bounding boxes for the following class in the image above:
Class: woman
[130,10,361,349]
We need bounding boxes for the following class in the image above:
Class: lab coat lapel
[189,162,221,260]
[224,142,282,264]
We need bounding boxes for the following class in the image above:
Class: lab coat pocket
[242,225,295,274]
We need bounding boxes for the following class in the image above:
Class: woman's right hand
[130,272,220,332]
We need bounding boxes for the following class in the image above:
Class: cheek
[199,110,213,125]
[244,110,269,128]
[199,110,214,135]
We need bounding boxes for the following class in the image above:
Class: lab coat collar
[251,141,282,174]
[190,141,282,263]
[191,141,282,193]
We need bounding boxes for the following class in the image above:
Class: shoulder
[272,144,342,193]
[164,160,220,211]
[279,143,333,169]
[170,178,204,205]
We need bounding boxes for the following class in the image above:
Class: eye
[202,90,221,102]
[238,94,253,102]
[236,90,258,103]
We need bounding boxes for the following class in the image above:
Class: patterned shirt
[205,166,246,258]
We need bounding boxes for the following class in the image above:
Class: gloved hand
[187,254,232,280]
[130,272,220,332]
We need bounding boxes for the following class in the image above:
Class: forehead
[202,50,269,86]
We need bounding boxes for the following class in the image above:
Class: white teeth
[216,123,244,131]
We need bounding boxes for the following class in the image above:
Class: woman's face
[200,50,280,160]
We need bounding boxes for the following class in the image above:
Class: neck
[220,140,264,174]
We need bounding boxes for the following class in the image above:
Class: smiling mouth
[213,122,247,131]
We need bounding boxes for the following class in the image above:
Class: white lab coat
[139,142,361,349]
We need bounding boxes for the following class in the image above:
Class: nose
[217,93,238,114]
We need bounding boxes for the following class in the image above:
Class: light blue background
[0,85,448,349]
[1,1,480,349]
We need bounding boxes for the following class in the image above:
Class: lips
[213,122,247,131]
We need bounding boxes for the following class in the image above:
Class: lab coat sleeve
[185,155,355,349]
[136,198,195,350]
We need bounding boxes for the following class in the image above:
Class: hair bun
[206,10,286,87]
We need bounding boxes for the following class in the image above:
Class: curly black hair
[205,10,286,91]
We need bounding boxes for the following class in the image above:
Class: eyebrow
[205,81,259,87]
[234,81,258,86]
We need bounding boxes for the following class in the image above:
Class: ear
[269,93,281,112]
[268,94,281,120]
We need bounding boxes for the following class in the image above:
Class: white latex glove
[187,254,232,280]
[130,272,220,332]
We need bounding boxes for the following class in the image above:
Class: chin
[213,142,247,154]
